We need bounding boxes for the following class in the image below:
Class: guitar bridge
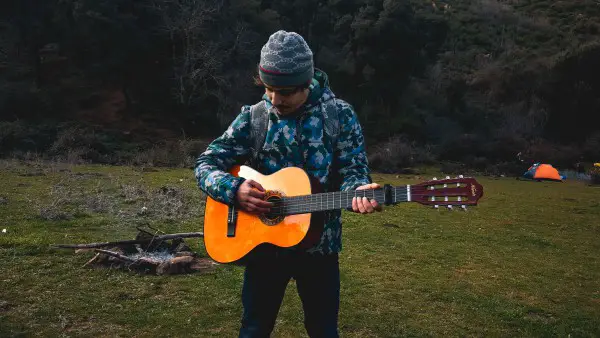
[227,205,238,237]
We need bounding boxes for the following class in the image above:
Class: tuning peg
[445,176,450,179]
[459,175,464,178]
[447,205,453,210]
[461,205,467,211]
[434,204,439,209]
[432,177,437,180]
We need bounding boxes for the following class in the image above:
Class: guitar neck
[272,185,410,216]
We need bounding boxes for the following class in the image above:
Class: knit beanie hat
[259,30,314,87]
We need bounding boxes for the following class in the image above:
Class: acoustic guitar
[203,165,483,263]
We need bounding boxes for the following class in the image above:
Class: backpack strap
[249,101,268,167]
[323,99,341,147]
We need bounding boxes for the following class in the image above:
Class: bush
[486,161,524,176]
[368,136,435,173]
[440,161,466,175]
[128,139,209,168]
[583,132,600,160]
[590,166,600,185]
[48,125,108,163]
[524,139,582,168]
[438,134,481,162]
[0,120,57,156]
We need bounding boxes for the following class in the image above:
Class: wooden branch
[53,232,204,249]
[82,253,101,268]
[94,249,136,262]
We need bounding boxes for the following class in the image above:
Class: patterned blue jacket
[195,70,371,254]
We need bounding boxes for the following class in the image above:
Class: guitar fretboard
[269,186,410,216]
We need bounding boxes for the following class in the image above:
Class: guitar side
[203,166,313,263]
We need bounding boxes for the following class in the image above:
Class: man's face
[264,85,309,116]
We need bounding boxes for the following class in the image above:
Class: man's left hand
[352,183,383,214]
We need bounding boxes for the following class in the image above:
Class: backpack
[248,99,341,167]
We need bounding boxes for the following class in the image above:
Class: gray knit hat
[259,30,314,87]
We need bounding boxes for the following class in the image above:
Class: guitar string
[269,193,392,213]
[264,191,468,207]
[260,189,471,215]
[264,191,469,205]
[265,190,390,214]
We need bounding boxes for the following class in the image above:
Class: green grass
[1,161,599,337]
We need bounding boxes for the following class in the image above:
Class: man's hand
[236,179,272,214]
[351,183,383,214]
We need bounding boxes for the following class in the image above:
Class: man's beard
[275,105,292,115]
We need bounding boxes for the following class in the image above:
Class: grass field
[1,160,599,337]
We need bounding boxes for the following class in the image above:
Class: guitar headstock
[411,175,483,210]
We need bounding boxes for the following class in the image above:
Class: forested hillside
[1,0,599,172]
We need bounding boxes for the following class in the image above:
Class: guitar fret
[281,186,409,216]
[321,192,323,211]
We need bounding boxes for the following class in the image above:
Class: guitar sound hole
[261,194,285,225]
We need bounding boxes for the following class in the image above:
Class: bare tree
[153,0,226,109]
[0,20,20,71]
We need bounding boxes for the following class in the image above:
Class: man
[195,30,382,338]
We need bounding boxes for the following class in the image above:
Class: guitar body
[203,166,322,263]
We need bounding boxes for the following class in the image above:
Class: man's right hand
[236,179,272,214]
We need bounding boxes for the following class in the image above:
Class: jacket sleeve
[194,106,253,204]
[335,101,372,191]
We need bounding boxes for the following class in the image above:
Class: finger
[363,196,374,213]
[246,179,265,192]
[352,197,358,212]
[362,183,380,190]
[248,188,266,199]
[249,197,272,209]
[371,199,382,212]
[356,183,380,190]
[243,201,268,214]
[250,204,270,214]
[357,197,367,214]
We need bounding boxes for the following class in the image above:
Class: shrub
[525,139,582,168]
[440,162,465,175]
[438,133,481,163]
[0,121,57,156]
[590,166,600,185]
[127,139,209,168]
[49,125,109,163]
[583,132,600,160]
[368,136,435,173]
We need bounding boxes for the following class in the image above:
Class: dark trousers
[238,249,340,338]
